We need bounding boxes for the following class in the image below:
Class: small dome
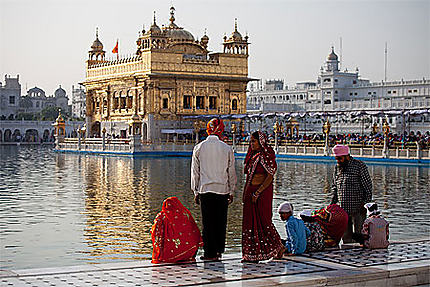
[55,85,66,98]
[149,23,162,34]
[28,87,45,97]
[91,38,103,50]
[328,47,338,61]
[166,28,195,41]
[230,30,242,41]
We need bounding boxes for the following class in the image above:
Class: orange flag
[112,40,118,54]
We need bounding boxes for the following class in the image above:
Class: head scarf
[332,144,350,156]
[206,118,225,138]
[312,204,348,246]
[151,196,202,263]
[244,131,277,178]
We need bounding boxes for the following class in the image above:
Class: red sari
[151,197,203,263]
[242,131,283,261]
[312,204,348,247]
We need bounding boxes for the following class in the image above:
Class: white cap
[299,210,313,218]
[278,202,292,213]
[364,202,380,216]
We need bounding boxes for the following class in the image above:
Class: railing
[57,137,429,160]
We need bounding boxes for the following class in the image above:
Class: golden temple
[83,6,250,141]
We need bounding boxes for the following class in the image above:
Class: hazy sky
[1,0,429,97]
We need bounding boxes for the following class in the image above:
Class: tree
[40,106,60,121]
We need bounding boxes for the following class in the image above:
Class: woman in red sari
[242,131,284,262]
[151,196,203,263]
[312,204,348,247]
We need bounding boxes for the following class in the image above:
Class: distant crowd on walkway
[227,130,430,149]
[150,118,390,264]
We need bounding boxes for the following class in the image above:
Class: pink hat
[332,144,349,156]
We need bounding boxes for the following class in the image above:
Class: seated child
[353,202,389,249]
[278,202,310,255]
[299,210,325,253]
[151,196,203,263]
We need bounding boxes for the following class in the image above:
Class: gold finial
[170,6,175,24]
[153,11,157,25]
[96,27,99,38]
[234,18,238,31]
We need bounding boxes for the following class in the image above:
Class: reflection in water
[0,146,429,270]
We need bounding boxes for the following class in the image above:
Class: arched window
[232,99,238,110]
[162,98,168,109]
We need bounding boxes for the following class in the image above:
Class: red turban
[206,118,225,138]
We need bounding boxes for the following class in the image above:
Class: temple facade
[83,7,250,141]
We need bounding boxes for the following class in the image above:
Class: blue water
[0,145,429,270]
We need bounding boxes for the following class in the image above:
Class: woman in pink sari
[242,131,284,262]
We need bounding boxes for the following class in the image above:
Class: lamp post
[382,119,390,158]
[102,127,106,151]
[77,127,82,150]
[273,121,280,154]
[323,119,331,156]
[231,123,237,151]
[193,121,200,144]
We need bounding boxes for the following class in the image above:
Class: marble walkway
[1,239,429,287]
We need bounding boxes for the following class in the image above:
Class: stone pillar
[416,141,422,160]
[146,114,155,142]
[129,114,143,153]
[85,116,91,138]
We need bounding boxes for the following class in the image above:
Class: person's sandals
[273,246,286,259]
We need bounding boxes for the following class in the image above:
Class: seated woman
[151,196,203,263]
[312,204,348,247]
[299,210,325,253]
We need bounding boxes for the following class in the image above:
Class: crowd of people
[150,118,390,264]
[228,130,430,149]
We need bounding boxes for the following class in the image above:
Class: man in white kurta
[191,118,237,260]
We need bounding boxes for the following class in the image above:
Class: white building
[0,75,21,119]
[71,84,86,119]
[21,85,70,115]
[247,48,430,135]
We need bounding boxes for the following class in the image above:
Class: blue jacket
[285,216,310,255]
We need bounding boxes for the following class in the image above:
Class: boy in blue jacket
[278,202,310,255]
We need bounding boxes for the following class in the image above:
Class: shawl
[244,131,277,183]
[312,204,348,244]
[151,197,202,263]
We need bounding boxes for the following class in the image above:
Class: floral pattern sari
[151,197,203,263]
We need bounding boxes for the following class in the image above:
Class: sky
[1,0,429,98]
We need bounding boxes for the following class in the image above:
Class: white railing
[57,138,429,160]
